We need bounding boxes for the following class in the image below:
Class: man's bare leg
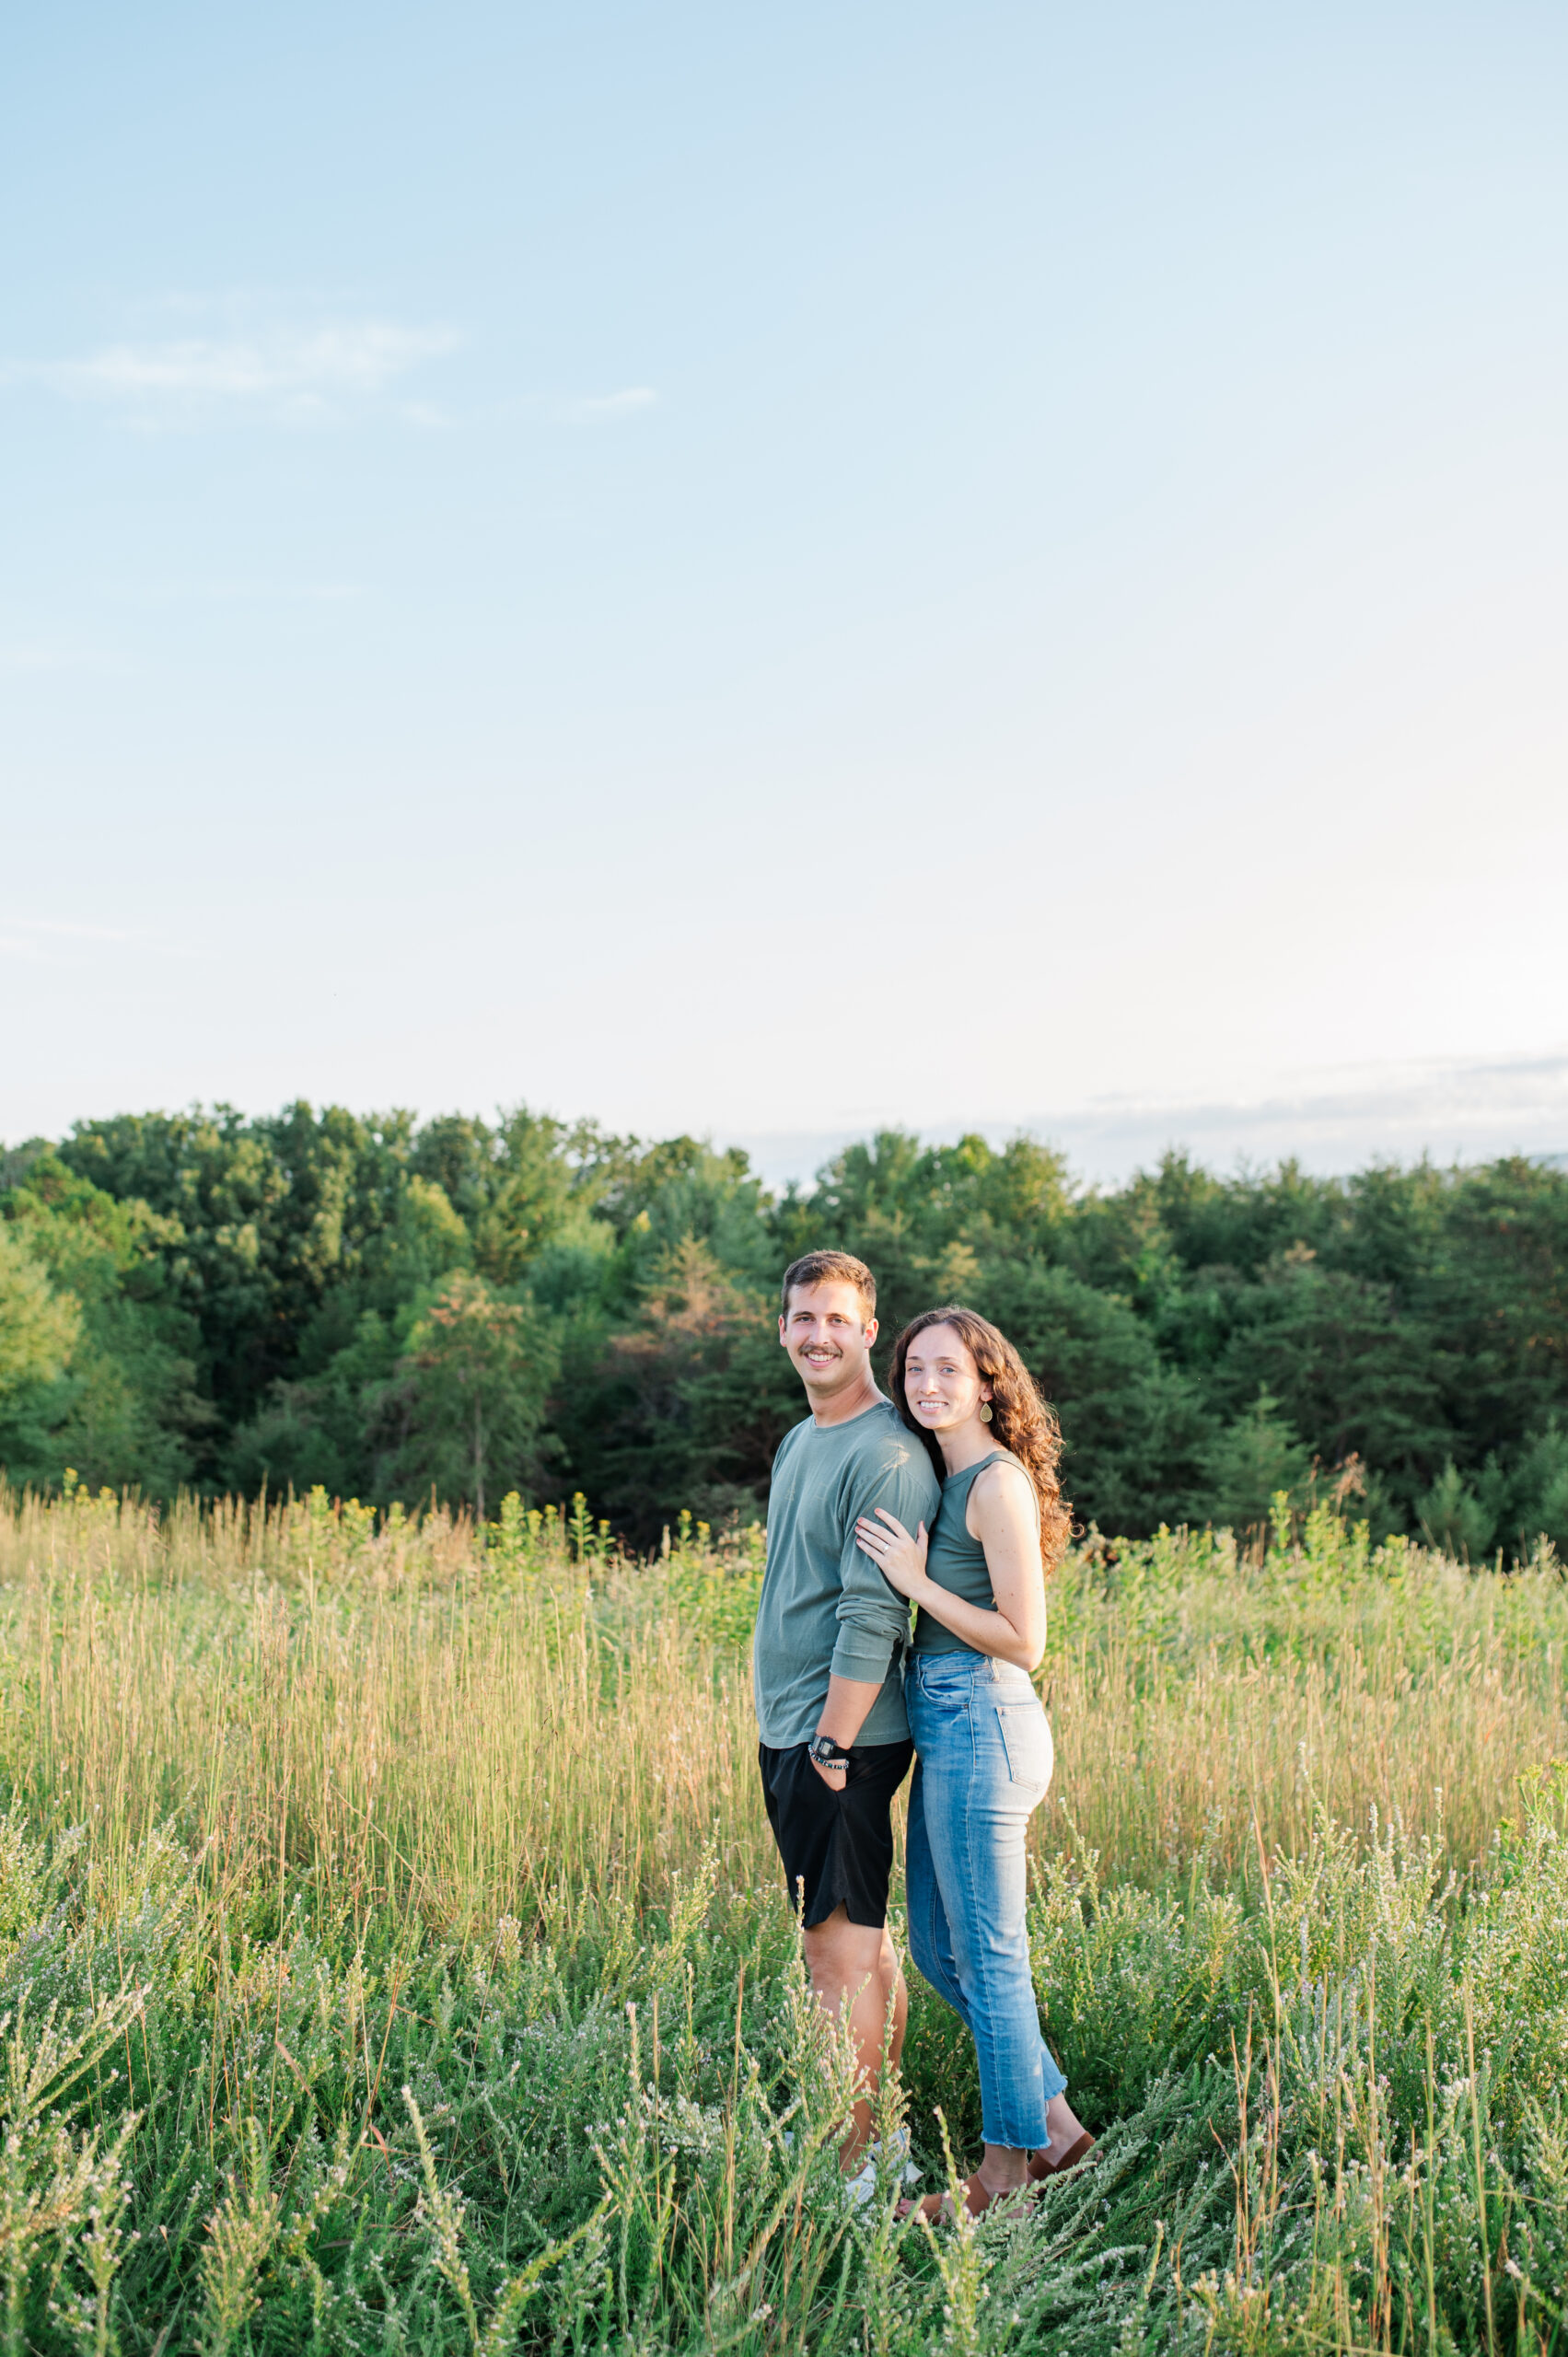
[799,1903,907,2165]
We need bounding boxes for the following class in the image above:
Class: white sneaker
[843,2131,921,2208]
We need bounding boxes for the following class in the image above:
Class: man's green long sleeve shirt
[752,1398,942,1748]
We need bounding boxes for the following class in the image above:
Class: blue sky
[4,3,1566,1179]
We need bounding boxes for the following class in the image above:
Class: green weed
[0,1487,1561,2350]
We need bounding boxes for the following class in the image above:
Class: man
[753,1248,941,2171]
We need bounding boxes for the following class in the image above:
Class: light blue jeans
[905,1648,1067,2151]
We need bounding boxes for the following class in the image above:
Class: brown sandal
[1028,2131,1098,2180]
[899,2171,1037,2224]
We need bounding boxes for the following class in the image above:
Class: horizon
[9,1041,1566,1198]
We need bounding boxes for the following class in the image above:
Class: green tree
[26,1097,1568,1550]
[0,1222,79,1404]
[1202,1390,1312,1531]
[1416,1459,1496,1561]
[566,1237,797,1539]
[973,1258,1209,1533]
[59,1101,420,1445]
[382,1273,558,1519]
[1,1155,206,1494]
[1202,1255,1450,1527]
[1506,1421,1568,1555]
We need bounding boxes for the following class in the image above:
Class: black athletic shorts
[758,1737,915,1931]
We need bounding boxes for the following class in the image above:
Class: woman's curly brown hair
[889,1304,1073,1576]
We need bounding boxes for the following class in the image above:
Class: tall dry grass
[1043,1520,1568,1880]
[1,1483,1563,1930]
[0,1485,766,1933]
[0,1482,1564,2351]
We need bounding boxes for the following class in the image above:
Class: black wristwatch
[808,1735,850,1770]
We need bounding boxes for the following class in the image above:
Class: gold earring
[979,1401,993,1422]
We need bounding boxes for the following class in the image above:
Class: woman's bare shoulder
[965,1454,1037,1534]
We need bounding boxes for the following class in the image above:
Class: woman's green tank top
[913,1449,1020,1655]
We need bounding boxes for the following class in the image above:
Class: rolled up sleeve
[830,1446,936,1685]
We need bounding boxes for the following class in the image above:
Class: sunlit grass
[0,1480,1563,2351]
[5,1485,1562,1922]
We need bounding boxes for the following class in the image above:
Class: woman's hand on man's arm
[854,1507,929,1598]
[857,1469,1046,1671]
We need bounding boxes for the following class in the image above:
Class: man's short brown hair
[780,1250,877,1323]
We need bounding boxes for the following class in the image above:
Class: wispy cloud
[728,1052,1568,1193]
[4,315,458,424]
[4,918,136,944]
[560,386,658,421]
[93,577,365,609]
[0,916,192,966]
[0,643,130,677]
[172,579,365,605]
[0,918,131,964]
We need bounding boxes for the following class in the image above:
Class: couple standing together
[752,1248,1094,2222]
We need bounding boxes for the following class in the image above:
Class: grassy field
[0,1484,1564,2354]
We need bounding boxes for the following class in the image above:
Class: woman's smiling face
[901,1322,992,1434]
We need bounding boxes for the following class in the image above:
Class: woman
[854,1304,1094,2220]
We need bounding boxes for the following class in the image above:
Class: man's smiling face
[779,1279,878,1402]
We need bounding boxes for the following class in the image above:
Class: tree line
[2,1103,1566,1555]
